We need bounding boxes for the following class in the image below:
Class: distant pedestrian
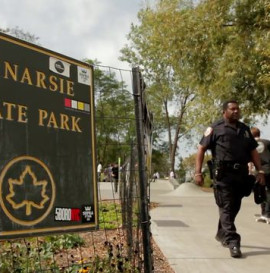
[152,172,157,182]
[112,163,119,193]
[108,164,113,182]
[152,171,160,182]
[250,127,270,219]
[169,170,174,180]
[97,162,102,182]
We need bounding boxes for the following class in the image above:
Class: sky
[0,0,145,69]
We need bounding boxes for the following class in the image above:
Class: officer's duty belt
[217,161,247,170]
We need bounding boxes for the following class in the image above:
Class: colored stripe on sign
[64,98,90,113]
[84,103,90,112]
[64,98,71,107]
[78,102,84,111]
[71,100,77,109]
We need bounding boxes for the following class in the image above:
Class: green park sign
[0,33,98,239]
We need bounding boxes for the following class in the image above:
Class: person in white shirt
[169,170,174,179]
[97,162,102,181]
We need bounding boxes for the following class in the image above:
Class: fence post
[132,67,152,273]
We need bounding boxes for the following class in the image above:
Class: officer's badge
[204,127,213,137]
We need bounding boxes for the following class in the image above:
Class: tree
[84,60,136,167]
[151,147,170,178]
[120,0,197,173]
[120,0,270,174]
[176,157,186,182]
[0,26,40,44]
[181,152,212,186]
[181,0,270,124]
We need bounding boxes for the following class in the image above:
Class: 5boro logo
[54,205,94,223]
[55,208,81,222]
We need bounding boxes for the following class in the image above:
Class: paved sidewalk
[150,179,270,273]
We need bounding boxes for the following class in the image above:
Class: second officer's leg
[264,175,270,217]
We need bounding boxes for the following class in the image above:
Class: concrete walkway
[150,179,270,273]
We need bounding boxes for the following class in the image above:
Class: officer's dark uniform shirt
[112,166,119,179]
[256,139,270,174]
[200,119,257,163]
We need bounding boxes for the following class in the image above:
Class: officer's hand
[256,173,265,186]
[194,174,204,187]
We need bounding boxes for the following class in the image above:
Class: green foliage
[151,148,170,177]
[99,200,139,230]
[90,242,139,273]
[0,228,139,272]
[0,234,84,272]
[43,233,84,251]
[121,0,270,171]
[84,59,135,166]
[176,157,187,182]
[0,200,140,272]
[75,242,140,273]
[99,201,122,229]
[180,152,212,185]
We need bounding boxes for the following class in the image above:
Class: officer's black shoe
[230,246,242,258]
[215,235,221,242]
[215,235,229,248]
[222,241,230,248]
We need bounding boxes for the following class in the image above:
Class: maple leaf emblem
[6,165,49,216]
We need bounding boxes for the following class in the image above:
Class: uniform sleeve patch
[204,127,213,137]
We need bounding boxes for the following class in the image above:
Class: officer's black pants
[261,174,270,217]
[214,171,246,247]
[113,177,119,193]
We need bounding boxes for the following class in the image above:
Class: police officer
[195,100,265,258]
[250,127,270,219]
